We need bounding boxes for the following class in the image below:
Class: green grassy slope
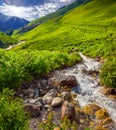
[13,0,91,35]
[0,31,17,48]
[13,0,116,58]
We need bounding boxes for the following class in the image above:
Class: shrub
[100,57,116,88]
[0,50,81,90]
[0,89,29,130]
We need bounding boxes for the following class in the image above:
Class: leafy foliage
[100,57,116,88]
[0,31,17,48]
[0,89,28,130]
[12,0,116,88]
[13,0,116,58]
[0,49,81,90]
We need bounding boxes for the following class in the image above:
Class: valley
[0,0,115,130]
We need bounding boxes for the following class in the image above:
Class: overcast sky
[0,0,75,21]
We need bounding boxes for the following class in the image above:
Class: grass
[12,0,116,88]
[12,0,116,58]
[0,31,17,48]
[0,49,81,90]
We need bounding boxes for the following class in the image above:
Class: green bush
[0,50,81,90]
[100,57,116,88]
[0,89,28,130]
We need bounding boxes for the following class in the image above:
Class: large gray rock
[60,76,78,87]
[42,89,58,105]
[51,97,63,107]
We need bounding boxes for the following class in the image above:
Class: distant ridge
[0,13,29,32]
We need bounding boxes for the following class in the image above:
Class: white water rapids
[52,53,116,127]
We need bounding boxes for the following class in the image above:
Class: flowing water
[52,53,116,126]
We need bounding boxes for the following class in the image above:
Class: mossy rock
[82,104,101,115]
[95,109,109,119]
[54,127,61,130]
[100,117,113,126]
[82,105,93,115]
[71,93,78,98]
[61,86,71,92]
[95,126,108,130]
[108,95,116,99]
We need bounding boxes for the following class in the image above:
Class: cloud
[0,0,75,21]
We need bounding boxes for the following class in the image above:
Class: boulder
[42,89,58,105]
[60,76,78,87]
[24,104,41,118]
[51,97,63,107]
[61,101,76,121]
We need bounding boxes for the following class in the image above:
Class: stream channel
[51,53,116,127]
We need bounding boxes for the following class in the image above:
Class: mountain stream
[51,53,116,126]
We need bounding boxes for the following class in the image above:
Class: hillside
[14,0,91,34]
[0,0,116,129]
[0,31,17,48]
[13,0,116,58]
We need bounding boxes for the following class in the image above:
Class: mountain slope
[0,13,29,32]
[13,0,116,58]
[14,0,90,34]
[0,31,17,48]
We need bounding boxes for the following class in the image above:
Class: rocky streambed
[15,53,116,130]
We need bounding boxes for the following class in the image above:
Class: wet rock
[95,126,108,130]
[40,89,48,96]
[24,104,41,118]
[82,104,101,115]
[60,76,78,87]
[95,109,109,119]
[51,97,63,107]
[108,95,116,99]
[23,88,35,98]
[34,88,39,99]
[43,105,50,110]
[61,92,71,101]
[41,79,48,85]
[99,88,116,96]
[29,98,43,107]
[61,101,76,121]
[42,89,58,105]
[48,78,59,87]
[23,99,29,104]
[100,117,113,126]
